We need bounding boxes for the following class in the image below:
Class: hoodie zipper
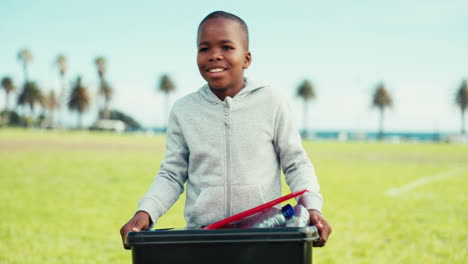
[224,97,233,218]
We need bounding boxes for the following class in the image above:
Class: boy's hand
[308,209,332,247]
[120,211,151,249]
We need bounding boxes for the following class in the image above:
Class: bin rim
[126,226,319,247]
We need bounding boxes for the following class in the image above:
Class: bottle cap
[281,204,295,219]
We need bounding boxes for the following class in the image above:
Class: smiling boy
[197,14,251,99]
[121,11,331,248]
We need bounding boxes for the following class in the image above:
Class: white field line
[386,167,466,196]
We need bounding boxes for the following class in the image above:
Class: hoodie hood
[199,77,266,104]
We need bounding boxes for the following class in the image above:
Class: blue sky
[1,0,467,132]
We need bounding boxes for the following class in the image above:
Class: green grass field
[0,129,467,263]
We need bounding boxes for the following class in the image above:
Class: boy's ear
[243,51,252,69]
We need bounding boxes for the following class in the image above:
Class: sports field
[0,129,467,263]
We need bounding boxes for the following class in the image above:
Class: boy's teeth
[209,68,224,72]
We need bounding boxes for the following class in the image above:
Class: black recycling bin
[126,226,320,264]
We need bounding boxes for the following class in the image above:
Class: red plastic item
[204,189,309,229]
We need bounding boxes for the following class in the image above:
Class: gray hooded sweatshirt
[138,78,322,228]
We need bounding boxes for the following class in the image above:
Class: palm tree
[1,76,16,125]
[455,79,468,135]
[99,80,113,119]
[1,76,16,111]
[94,56,112,119]
[94,56,107,79]
[42,90,60,127]
[296,79,316,136]
[17,49,33,83]
[372,82,393,140]
[68,76,90,129]
[17,81,43,126]
[158,74,176,127]
[55,54,68,126]
[56,54,68,78]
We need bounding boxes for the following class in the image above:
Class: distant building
[444,134,468,144]
[90,119,126,133]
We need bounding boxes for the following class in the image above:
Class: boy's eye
[223,46,234,50]
[199,47,208,52]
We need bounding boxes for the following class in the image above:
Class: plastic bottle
[285,204,310,227]
[235,204,295,228]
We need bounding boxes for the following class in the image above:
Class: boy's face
[197,18,251,93]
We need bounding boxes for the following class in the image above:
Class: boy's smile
[197,18,251,100]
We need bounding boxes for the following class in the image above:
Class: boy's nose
[209,51,224,61]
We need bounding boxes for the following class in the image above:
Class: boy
[120,11,331,248]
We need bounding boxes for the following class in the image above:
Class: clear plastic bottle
[235,204,295,228]
[285,204,310,227]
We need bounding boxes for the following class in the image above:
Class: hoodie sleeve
[136,106,189,227]
[273,95,323,212]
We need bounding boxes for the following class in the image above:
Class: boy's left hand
[308,209,332,247]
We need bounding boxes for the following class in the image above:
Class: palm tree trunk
[303,98,308,137]
[3,92,10,125]
[78,113,82,129]
[60,75,66,127]
[23,63,29,84]
[49,110,54,127]
[5,92,9,112]
[379,108,384,140]
[104,99,110,119]
[462,109,466,135]
[165,93,169,130]
[98,78,104,119]
[29,103,34,127]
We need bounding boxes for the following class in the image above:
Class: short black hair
[198,11,249,49]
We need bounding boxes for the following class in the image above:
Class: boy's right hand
[120,211,151,249]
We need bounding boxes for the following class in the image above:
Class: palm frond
[297,79,315,100]
[159,74,176,93]
[1,76,15,93]
[94,56,107,78]
[455,80,468,110]
[56,54,68,76]
[17,49,33,63]
[99,80,113,102]
[372,82,392,109]
[17,81,42,110]
[68,76,90,113]
[43,90,60,111]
